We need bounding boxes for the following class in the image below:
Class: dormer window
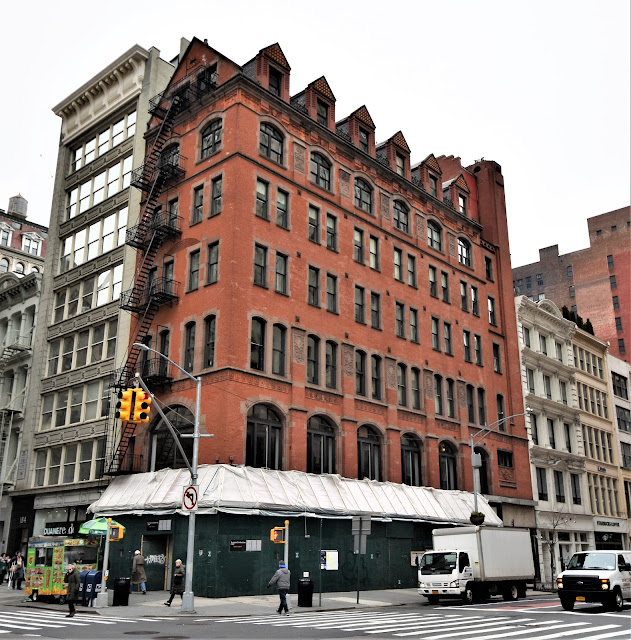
[317,100,328,126]
[269,68,282,97]
[22,235,42,256]
[459,194,467,215]
[396,153,405,177]
[429,175,438,198]
[359,128,369,153]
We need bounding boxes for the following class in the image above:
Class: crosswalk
[0,609,172,633]
[211,610,631,639]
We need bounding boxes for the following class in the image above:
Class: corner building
[116,39,533,525]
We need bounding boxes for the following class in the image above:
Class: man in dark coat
[164,559,185,606]
[131,550,147,594]
[64,565,81,617]
[268,562,291,615]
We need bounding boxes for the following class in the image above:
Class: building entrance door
[141,534,170,591]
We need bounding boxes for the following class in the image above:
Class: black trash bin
[297,577,314,607]
[112,577,131,606]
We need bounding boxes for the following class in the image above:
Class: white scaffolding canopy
[89,464,503,526]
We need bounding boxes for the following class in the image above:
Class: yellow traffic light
[115,389,134,421]
[270,527,285,543]
[132,389,152,422]
[109,525,124,541]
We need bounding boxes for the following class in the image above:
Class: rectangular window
[371,356,381,400]
[523,326,531,348]
[544,374,552,399]
[408,255,416,287]
[396,153,405,176]
[395,302,405,338]
[393,248,403,281]
[613,295,620,310]
[571,473,582,505]
[370,292,380,329]
[446,379,455,418]
[431,317,439,350]
[256,179,268,219]
[326,274,337,312]
[466,385,475,423]
[275,253,288,294]
[610,275,617,289]
[355,286,365,323]
[308,266,319,306]
[308,206,320,243]
[567,265,573,277]
[326,342,337,389]
[460,281,468,311]
[354,228,364,263]
[484,256,493,281]
[254,244,267,287]
[463,330,471,362]
[184,323,196,372]
[369,236,379,270]
[548,418,556,448]
[493,343,501,373]
[560,380,568,405]
[193,186,204,224]
[474,334,482,365]
[537,467,548,501]
[429,265,437,297]
[276,189,289,228]
[441,271,449,302]
[525,275,532,290]
[272,325,285,376]
[409,308,418,342]
[498,450,513,468]
[554,470,566,503]
[616,317,623,331]
[477,388,486,425]
[207,242,219,284]
[211,176,222,216]
[359,128,369,153]
[204,316,216,368]
[488,296,496,325]
[411,369,421,410]
[564,422,572,452]
[539,334,547,355]
[536,273,543,286]
[612,373,629,399]
[471,286,479,315]
[607,254,614,269]
[317,99,328,126]
[188,250,200,291]
[527,368,535,394]
[444,322,452,355]
[326,214,337,250]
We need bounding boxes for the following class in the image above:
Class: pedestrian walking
[267,562,291,615]
[10,552,24,590]
[0,554,8,584]
[164,559,185,606]
[131,550,147,594]
[64,564,80,617]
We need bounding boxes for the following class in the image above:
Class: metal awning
[88,464,503,526]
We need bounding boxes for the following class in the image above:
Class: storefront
[594,517,629,549]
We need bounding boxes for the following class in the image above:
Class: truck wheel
[605,589,624,612]
[462,587,474,605]
[427,595,439,605]
[502,584,519,601]
[560,596,574,611]
[30,590,38,602]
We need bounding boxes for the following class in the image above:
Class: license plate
[576,596,586,602]
[432,590,439,594]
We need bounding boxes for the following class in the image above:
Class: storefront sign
[230,540,247,551]
[43,521,78,536]
[596,520,620,527]
[320,550,338,570]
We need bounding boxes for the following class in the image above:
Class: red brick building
[512,206,630,363]
[113,39,533,523]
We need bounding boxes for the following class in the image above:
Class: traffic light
[270,527,286,543]
[115,389,134,421]
[132,389,152,422]
[109,525,124,541]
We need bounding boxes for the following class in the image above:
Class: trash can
[112,577,131,606]
[83,570,102,605]
[297,577,314,607]
[78,570,90,606]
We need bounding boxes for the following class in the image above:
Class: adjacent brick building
[512,206,631,363]
[112,39,534,526]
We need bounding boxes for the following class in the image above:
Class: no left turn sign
[183,485,199,511]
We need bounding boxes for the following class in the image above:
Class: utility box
[297,577,314,607]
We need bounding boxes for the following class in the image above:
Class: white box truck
[418,526,535,605]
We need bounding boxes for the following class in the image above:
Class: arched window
[31,266,40,273]
[151,405,195,471]
[397,363,407,406]
[458,238,471,267]
[393,201,409,233]
[203,315,216,368]
[354,178,372,213]
[355,350,366,396]
[307,415,336,474]
[357,425,381,481]
[246,404,282,469]
[0,258,8,273]
[272,324,286,376]
[310,152,331,190]
[259,123,284,164]
[307,334,319,384]
[427,221,442,251]
[201,119,222,158]
[474,447,489,494]
[184,322,195,372]
[401,433,422,486]
[14,262,24,275]
[250,317,266,371]
[438,441,457,490]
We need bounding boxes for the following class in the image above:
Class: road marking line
[394,618,534,637]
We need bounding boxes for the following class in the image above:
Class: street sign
[183,485,199,511]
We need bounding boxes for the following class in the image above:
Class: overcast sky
[1,0,628,268]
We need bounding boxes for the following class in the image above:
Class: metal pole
[284,520,289,567]
[356,553,360,604]
[94,521,111,608]
[471,435,479,513]
[319,518,322,607]
[181,376,201,613]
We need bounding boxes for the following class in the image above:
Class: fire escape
[106,64,218,475]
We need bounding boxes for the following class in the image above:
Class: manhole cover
[123,633,160,636]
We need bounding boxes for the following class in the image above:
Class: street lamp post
[133,343,203,613]
[470,407,533,513]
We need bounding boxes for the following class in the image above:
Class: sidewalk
[0,586,548,618]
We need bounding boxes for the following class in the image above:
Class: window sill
[255,214,270,222]
[254,283,269,290]
[190,219,203,227]
[208,211,222,219]
[258,153,285,169]
[204,280,218,287]
[275,290,289,297]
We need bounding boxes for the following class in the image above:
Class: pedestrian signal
[132,389,152,422]
[109,525,123,541]
[115,389,134,421]
[270,527,286,543]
